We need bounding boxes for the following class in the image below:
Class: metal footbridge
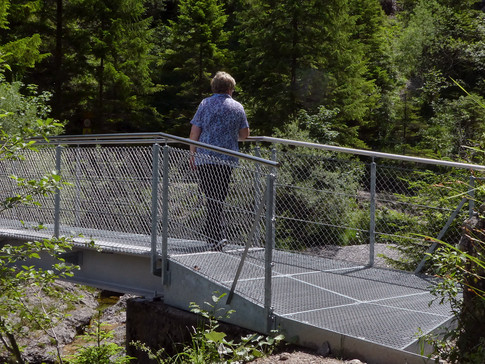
[2,133,484,364]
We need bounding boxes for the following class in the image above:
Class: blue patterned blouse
[190,93,249,165]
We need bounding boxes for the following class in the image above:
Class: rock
[0,282,131,364]
[316,341,330,357]
[0,282,99,364]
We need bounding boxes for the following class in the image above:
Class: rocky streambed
[1,283,132,363]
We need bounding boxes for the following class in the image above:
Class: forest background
[2,0,485,162]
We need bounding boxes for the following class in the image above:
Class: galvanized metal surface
[0,224,447,363]
[170,246,453,352]
[1,133,479,364]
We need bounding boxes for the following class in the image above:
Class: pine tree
[64,0,155,133]
[0,0,49,77]
[349,0,398,149]
[155,0,230,134]
[235,0,375,147]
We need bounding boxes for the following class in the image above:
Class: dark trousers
[198,164,233,243]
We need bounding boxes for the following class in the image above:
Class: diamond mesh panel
[165,147,273,305]
[0,147,57,232]
[272,152,367,253]
[248,144,485,272]
[58,146,153,248]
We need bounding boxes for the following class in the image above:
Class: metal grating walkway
[0,223,453,363]
[170,243,454,355]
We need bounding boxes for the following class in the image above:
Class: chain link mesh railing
[244,140,485,274]
[0,146,57,232]
[58,145,154,251]
[164,146,274,306]
[1,133,485,312]
[0,137,276,308]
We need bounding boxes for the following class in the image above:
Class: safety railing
[242,136,485,273]
[2,132,485,322]
[0,133,278,315]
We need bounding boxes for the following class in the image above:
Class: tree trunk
[457,203,485,354]
[54,0,63,119]
[98,55,104,124]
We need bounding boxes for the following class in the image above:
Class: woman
[189,71,250,249]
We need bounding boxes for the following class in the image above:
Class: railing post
[254,145,262,245]
[161,144,170,286]
[270,147,277,253]
[74,146,81,227]
[264,149,277,332]
[54,145,62,238]
[150,143,161,277]
[369,159,376,267]
[469,175,475,218]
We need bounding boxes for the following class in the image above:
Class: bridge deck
[171,243,452,354]
[0,225,451,363]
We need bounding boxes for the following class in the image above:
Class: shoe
[212,239,228,251]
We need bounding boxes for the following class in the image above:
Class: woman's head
[211,71,236,94]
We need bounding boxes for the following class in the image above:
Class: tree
[1,0,157,134]
[155,0,229,135]
[390,0,485,156]
[0,0,49,78]
[63,0,155,133]
[235,0,375,147]
[350,0,399,149]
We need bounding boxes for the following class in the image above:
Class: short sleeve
[239,106,249,129]
[190,101,205,127]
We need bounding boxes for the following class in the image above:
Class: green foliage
[2,0,485,158]
[65,313,135,364]
[417,75,485,364]
[0,237,80,363]
[378,168,473,271]
[420,94,485,157]
[235,0,377,146]
[1,33,48,71]
[388,0,485,155]
[0,40,76,362]
[422,239,485,364]
[268,117,367,249]
[156,0,229,134]
[132,292,284,363]
[0,0,50,77]
[64,0,155,132]
[0,78,64,136]
[0,0,8,30]
[2,0,484,157]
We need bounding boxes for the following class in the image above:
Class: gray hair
[211,71,236,93]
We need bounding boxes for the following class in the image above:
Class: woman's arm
[189,124,202,169]
[239,127,250,140]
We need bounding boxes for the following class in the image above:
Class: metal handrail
[35,132,279,168]
[246,136,485,172]
[37,132,485,171]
